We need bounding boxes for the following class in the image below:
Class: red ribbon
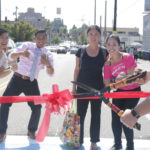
[1,89,150,142]
[76,91,150,99]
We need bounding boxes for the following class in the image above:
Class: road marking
[0,80,9,91]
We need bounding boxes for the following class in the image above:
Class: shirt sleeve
[76,48,81,58]
[8,42,31,61]
[46,51,54,76]
[125,54,137,70]
[104,65,111,80]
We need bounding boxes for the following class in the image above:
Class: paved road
[0,53,150,140]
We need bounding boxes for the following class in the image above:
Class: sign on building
[143,14,150,36]
[57,8,61,14]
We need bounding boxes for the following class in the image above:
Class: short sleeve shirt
[104,54,139,90]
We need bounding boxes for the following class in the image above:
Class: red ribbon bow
[36,85,73,142]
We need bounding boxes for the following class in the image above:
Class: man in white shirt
[0,30,54,142]
[0,28,17,78]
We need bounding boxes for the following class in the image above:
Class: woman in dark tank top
[72,25,108,150]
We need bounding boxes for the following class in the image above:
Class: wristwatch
[131,109,140,119]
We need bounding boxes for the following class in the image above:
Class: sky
[2,0,145,34]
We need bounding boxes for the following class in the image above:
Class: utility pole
[15,6,18,21]
[100,16,102,29]
[104,0,107,39]
[113,0,117,33]
[0,0,1,27]
[94,0,96,25]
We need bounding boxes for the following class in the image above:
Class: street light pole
[113,0,117,33]
[94,0,96,25]
[0,0,1,27]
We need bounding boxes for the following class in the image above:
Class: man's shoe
[110,144,123,150]
[27,131,36,139]
[0,133,6,142]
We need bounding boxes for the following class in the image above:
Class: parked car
[8,38,16,49]
[57,46,67,54]
[70,47,78,54]
[6,38,16,56]
[45,46,58,53]
[15,42,23,47]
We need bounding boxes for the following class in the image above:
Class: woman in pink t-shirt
[104,35,141,150]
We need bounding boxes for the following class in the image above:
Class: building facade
[18,8,46,29]
[143,0,150,50]
[101,27,142,48]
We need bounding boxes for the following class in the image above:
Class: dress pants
[112,87,141,149]
[0,74,42,134]
[77,98,102,144]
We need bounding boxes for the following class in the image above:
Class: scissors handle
[109,71,147,90]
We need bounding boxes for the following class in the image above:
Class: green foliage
[2,21,35,42]
[1,23,11,33]
[51,36,61,44]
[2,20,89,45]
[78,32,87,45]
[10,21,35,42]
[69,24,88,44]
[45,20,68,44]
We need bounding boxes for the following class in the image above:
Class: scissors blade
[71,81,99,93]
[73,92,98,98]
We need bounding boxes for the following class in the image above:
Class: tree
[1,23,11,33]
[2,21,35,42]
[78,32,87,45]
[51,36,61,44]
[9,21,35,42]
[69,23,88,44]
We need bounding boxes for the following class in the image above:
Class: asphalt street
[0,53,150,140]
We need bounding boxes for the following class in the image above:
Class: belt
[15,72,30,80]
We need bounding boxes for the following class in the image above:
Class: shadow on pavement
[60,145,101,150]
[60,144,85,150]
[0,138,40,150]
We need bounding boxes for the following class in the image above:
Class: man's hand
[21,49,30,58]
[11,64,18,71]
[120,109,138,129]
[8,60,18,71]
[41,54,51,66]
[0,66,5,72]
[135,78,145,85]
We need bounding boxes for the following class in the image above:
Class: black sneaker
[125,147,134,150]
[110,144,122,150]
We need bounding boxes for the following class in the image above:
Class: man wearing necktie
[0,30,54,142]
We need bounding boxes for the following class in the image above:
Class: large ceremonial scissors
[72,71,147,130]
